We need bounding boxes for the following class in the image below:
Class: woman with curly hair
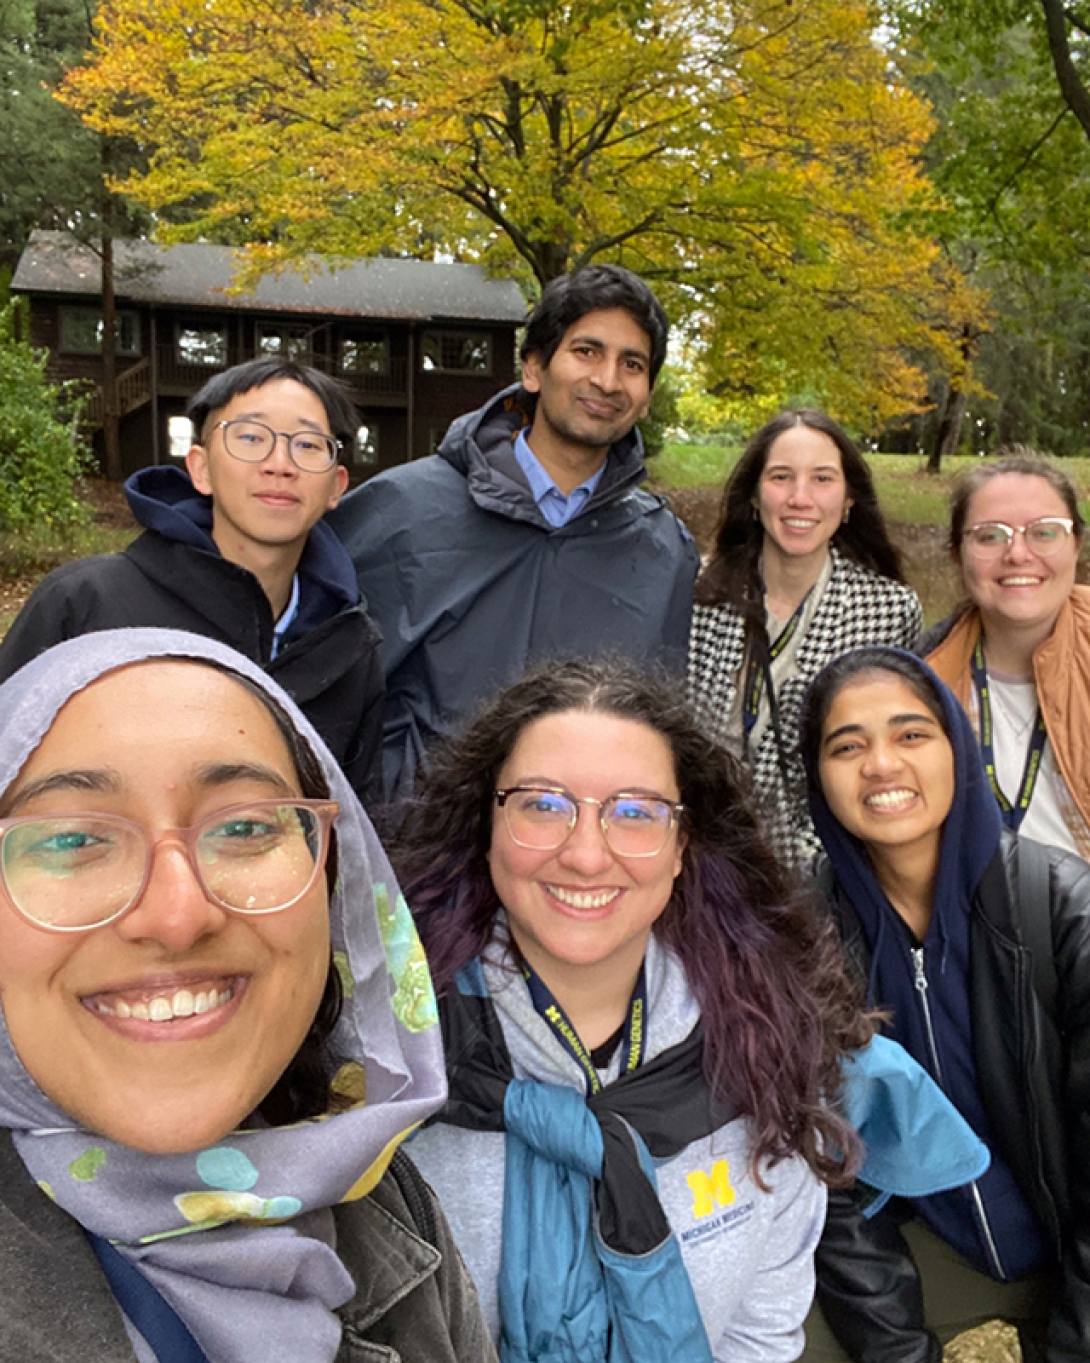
[689,410,921,866]
[395,656,878,1361]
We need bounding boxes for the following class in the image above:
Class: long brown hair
[395,657,874,1186]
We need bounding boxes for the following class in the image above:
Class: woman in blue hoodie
[798,646,1090,1362]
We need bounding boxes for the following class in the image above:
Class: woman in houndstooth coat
[689,411,921,867]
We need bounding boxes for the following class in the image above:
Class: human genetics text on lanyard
[523,963,647,1096]
[741,594,809,754]
[970,639,1049,831]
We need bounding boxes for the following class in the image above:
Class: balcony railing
[156,345,407,396]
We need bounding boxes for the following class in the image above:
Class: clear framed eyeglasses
[494,785,684,858]
[0,799,339,932]
[963,517,1075,557]
[215,418,341,473]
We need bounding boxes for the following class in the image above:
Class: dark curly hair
[395,657,874,1187]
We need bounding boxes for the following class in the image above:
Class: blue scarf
[437,960,720,1363]
[805,647,1045,1279]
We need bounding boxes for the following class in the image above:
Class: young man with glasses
[0,358,384,805]
[331,265,699,800]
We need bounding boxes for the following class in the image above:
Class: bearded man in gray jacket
[330,265,699,799]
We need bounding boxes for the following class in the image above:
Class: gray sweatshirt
[409,936,825,1361]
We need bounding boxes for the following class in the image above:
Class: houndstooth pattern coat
[688,549,923,867]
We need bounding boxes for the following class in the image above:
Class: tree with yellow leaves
[63,0,988,427]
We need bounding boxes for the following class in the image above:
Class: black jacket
[329,384,699,798]
[0,1135,495,1361]
[0,468,384,806]
[815,833,1090,1362]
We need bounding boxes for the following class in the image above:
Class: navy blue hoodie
[806,649,1047,1282]
[0,466,384,805]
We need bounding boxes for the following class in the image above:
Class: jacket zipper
[912,946,1006,1280]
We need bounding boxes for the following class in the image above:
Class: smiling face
[521,308,653,470]
[0,661,331,1153]
[817,673,955,860]
[957,473,1080,643]
[755,425,852,568]
[487,710,684,992]
[186,377,349,567]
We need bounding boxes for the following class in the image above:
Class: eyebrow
[230,409,326,432]
[765,463,842,475]
[824,712,939,745]
[3,768,124,816]
[193,762,297,795]
[508,776,675,799]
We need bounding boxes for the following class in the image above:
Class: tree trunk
[1039,0,1090,141]
[100,226,121,481]
[927,384,968,473]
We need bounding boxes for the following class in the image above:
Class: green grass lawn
[654,443,1090,523]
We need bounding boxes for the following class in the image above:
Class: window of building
[177,326,227,367]
[168,416,194,460]
[340,332,389,377]
[257,325,311,362]
[59,307,141,357]
[353,423,378,466]
[420,331,491,375]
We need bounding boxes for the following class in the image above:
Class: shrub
[0,301,90,534]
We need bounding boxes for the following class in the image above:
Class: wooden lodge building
[11,231,527,479]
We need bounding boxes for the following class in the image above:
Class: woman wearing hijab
[0,628,493,1363]
[394,656,880,1362]
[689,410,921,867]
[798,646,1090,1361]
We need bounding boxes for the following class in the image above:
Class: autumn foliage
[62,0,989,427]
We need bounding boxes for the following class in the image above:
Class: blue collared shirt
[271,573,300,659]
[513,429,604,528]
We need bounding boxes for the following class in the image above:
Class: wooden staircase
[83,356,152,429]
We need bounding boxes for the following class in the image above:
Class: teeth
[547,884,621,909]
[92,984,235,1023]
[999,576,1042,586]
[172,990,195,1017]
[864,789,916,809]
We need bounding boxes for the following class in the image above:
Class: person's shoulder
[1064,584,1090,631]
[357,456,460,498]
[834,553,915,598]
[28,550,133,593]
[328,458,467,540]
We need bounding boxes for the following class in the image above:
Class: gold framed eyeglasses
[495,785,684,858]
[963,517,1075,557]
[0,800,339,933]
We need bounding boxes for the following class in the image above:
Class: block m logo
[686,1160,736,1219]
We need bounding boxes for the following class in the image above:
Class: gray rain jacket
[330,385,699,798]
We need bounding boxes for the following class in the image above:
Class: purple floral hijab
[0,629,446,1362]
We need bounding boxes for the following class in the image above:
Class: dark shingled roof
[12,231,529,324]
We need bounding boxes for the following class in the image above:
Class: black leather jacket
[815,832,1090,1363]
